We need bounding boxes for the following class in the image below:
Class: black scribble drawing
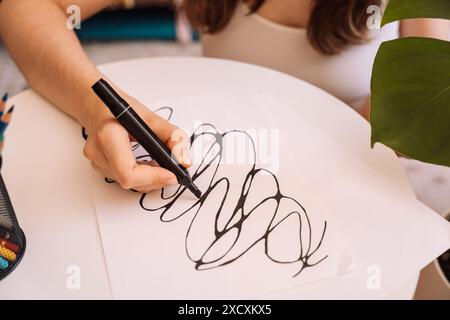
[85,106,327,277]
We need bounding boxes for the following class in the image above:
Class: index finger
[146,114,192,168]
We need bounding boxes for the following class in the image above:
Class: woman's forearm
[0,0,111,125]
[0,0,191,192]
[400,18,450,40]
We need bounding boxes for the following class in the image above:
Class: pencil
[0,256,8,270]
[0,237,19,254]
[0,93,8,161]
[0,245,16,262]
[0,93,8,117]
[1,105,14,126]
[0,104,14,153]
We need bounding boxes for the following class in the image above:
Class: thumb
[132,165,179,192]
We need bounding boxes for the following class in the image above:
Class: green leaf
[382,0,450,26]
[371,37,450,167]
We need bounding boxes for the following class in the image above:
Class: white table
[0,57,419,299]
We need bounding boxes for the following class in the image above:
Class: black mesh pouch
[0,173,26,281]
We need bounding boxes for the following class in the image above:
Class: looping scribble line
[86,106,327,277]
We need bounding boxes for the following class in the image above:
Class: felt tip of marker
[188,183,202,199]
[1,93,8,102]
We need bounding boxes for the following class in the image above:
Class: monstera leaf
[371,0,450,167]
[382,0,450,26]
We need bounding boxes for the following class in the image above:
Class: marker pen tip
[189,183,202,199]
[193,189,202,199]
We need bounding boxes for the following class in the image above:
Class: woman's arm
[0,0,111,123]
[361,19,449,120]
[400,18,449,40]
[0,0,190,192]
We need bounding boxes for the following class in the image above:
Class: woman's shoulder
[369,21,400,42]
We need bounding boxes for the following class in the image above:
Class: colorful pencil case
[0,173,26,281]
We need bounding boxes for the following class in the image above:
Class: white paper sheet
[257,93,450,288]
[90,92,355,299]
[0,91,111,299]
[91,92,450,299]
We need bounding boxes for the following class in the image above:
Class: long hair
[182,0,383,55]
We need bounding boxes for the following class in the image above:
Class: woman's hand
[81,92,191,193]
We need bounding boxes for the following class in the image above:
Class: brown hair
[182,0,382,55]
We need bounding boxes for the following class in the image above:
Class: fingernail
[183,147,192,166]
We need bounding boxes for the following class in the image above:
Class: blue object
[0,106,14,138]
[0,257,8,270]
[76,7,177,41]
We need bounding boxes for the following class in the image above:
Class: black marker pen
[91,78,202,199]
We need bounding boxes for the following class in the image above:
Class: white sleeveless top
[202,3,399,111]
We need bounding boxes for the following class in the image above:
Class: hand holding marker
[91,79,202,199]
